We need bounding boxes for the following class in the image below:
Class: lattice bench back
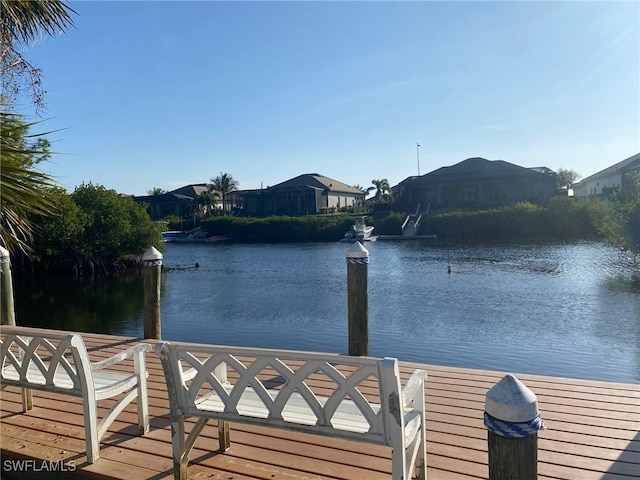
[1,330,91,396]
[1,326,152,464]
[157,342,404,446]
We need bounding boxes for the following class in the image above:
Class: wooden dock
[1,329,638,479]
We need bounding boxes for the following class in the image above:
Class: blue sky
[20,0,640,196]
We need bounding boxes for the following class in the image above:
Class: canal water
[13,241,640,383]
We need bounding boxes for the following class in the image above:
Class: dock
[1,329,638,479]
[375,234,438,241]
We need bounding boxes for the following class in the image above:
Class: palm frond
[1,0,76,44]
[0,112,57,254]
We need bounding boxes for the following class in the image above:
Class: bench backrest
[0,326,93,397]
[156,342,403,446]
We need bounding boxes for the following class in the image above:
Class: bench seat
[194,383,423,441]
[2,363,141,399]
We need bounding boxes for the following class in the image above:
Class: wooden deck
[1,329,638,480]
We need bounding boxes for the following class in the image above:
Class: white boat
[341,217,376,242]
[161,230,188,242]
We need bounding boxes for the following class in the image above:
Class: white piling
[484,374,544,480]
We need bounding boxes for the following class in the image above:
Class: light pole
[416,142,421,176]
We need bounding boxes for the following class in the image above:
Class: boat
[161,230,188,242]
[341,217,377,242]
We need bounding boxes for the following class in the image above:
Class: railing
[413,215,423,233]
[402,203,430,236]
[401,215,411,233]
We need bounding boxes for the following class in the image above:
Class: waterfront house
[395,157,557,211]
[235,173,365,216]
[134,183,212,220]
[572,153,640,201]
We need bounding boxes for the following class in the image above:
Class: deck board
[1,328,638,480]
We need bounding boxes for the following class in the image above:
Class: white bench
[156,341,427,480]
[0,326,151,463]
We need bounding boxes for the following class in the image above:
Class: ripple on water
[14,241,640,383]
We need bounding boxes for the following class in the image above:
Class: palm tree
[1,0,75,253]
[146,187,167,196]
[556,168,580,191]
[195,190,221,217]
[209,173,239,212]
[0,111,56,253]
[369,179,391,202]
[1,0,76,112]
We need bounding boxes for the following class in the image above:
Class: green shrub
[374,212,405,234]
[200,214,354,242]
[161,215,182,230]
[421,200,597,242]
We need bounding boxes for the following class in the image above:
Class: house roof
[270,174,364,195]
[400,157,553,184]
[167,184,209,198]
[573,153,640,187]
[134,192,193,203]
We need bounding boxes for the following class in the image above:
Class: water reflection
[13,273,145,336]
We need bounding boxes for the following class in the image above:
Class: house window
[487,186,504,201]
[464,187,478,203]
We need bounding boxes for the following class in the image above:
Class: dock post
[142,246,163,339]
[484,374,544,480]
[346,242,369,356]
[0,246,16,326]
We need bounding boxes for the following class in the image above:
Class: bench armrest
[91,343,152,370]
[401,369,427,408]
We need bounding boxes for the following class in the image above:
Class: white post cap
[485,374,538,422]
[0,246,8,258]
[346,241,369,259]
[142,246,163,261]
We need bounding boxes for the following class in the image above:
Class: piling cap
[142,246,163,261]
[485,374,538,422]
[346,241,369,258]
